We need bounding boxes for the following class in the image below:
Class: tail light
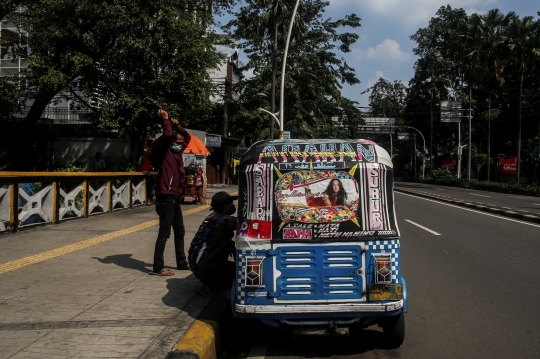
[374,256,392,284]
[246,258,265,287]
[247,220,272,239]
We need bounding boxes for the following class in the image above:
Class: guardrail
[0,172,150,233]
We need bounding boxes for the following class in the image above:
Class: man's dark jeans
[153,196,187,273]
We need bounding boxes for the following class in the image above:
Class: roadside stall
[182,135,210,204]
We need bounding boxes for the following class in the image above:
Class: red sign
[500,157,522,175]
[442,159,456,171]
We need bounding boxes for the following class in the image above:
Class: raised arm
[158,109,173,139]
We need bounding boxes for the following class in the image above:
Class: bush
[54,164,84,172]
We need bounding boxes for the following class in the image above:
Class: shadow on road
[221,320,403,358]
[91,254,151,273]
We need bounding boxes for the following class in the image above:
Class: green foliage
[224,0,364,142]
[2,0,234,168]
[109,157,135,172]
[54,164,84,172]
[362,78,407,118]
[431,168,454,181]
[407,5,540,183]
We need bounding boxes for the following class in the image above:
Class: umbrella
[184,135,210,156]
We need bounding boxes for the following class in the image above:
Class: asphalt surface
[221,189,540,359]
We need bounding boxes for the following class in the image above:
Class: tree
[225,0,363,141]
[477,10,510,181]
[225,0,306,139]
[410,6,540,181]
[506,15,540,184]
[410,6,468,174]
[70,1,223,168]
[2,0,233,168]
[362,78,407,117]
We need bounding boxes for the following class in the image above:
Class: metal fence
[0,172,149,233]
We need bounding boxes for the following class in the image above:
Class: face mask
[170,144,182,153]
[226,203,236,215]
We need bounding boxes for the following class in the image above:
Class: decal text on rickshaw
[258,143,376,163]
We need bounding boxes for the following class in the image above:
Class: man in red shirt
[149,109,191,276]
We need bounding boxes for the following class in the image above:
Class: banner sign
[440,101,462,123]
[205,135,221,148]
[500,157,522,175]
[442,159,456,171]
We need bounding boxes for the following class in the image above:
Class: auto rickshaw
[233,139,407,347]
[181,163,206,204]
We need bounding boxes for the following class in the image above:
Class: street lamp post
[278,0,301,139]
[406,126,426,179]
[255,93,272,138]
[258,108,281,128]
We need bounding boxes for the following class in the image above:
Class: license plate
[369,284,403,301]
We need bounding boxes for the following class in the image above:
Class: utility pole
[406,126,426,179]
[223,78,228,137]
[468,85,472,182]
[270,23,277,140]
[278,0,301,139]
[430,89,434,177]
[457,122,461,179]
[414,133,417,178]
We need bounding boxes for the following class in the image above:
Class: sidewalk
[0,185,237,359]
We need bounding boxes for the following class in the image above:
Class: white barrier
[0,173,149,232]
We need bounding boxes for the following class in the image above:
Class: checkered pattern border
[236,251,247,304]
[366,240,400,283]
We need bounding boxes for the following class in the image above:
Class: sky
[216,0,539,108]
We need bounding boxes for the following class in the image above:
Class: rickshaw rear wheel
[197,187,204,204]
[381,312,405,348]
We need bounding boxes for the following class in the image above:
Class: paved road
[222,191,540,359]
[396,181,540,215]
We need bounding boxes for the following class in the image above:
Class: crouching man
[188,192,237,296]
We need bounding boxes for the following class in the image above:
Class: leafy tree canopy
[1,0,235,168]
[224,0,363,142]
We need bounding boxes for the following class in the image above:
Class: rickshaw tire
[382,312,405,348]
[197,188,204,204]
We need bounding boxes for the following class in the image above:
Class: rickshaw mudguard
[234,139,405,328]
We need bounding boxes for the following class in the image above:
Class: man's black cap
[210,191,232,211]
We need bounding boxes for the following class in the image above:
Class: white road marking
[469,193,490,197]
[397,192,540,228]
[436,188,445,190]
[533,203,540,206]
[404,219,441,236]
[248,342,268,359]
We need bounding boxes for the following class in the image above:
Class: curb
[165,294,232,359]
[166,319,220,359]
[395,187,540,225]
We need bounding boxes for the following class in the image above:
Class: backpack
[188,216,218,270]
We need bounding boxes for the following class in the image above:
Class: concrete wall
[52,137,131,171]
